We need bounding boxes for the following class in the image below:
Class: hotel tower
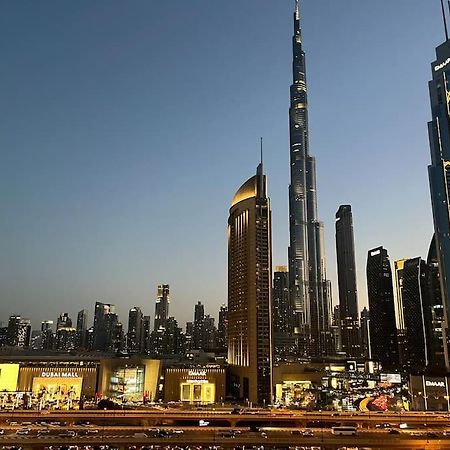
[227,163,273,405]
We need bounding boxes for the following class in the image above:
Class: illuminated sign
[435,57,450,72]
[188,370,206,377]
[380,373,402,384]
[41,372,80,378]
[425,380,445,388]
[186,379,208,384]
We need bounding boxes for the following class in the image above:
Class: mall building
[0,354,226,406]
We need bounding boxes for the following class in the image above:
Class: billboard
[0,364,20,391]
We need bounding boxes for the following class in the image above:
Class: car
[260,432,268,439]
[291,430,302,435]
[302,429,314,436]
[388,429,400,434]
[37,430,50,436]
[222,431,237,438]
[59,431,76,438]
[16,429,30,435]
[133,432,148,438]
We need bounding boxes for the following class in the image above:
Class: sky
[0,0,444,331]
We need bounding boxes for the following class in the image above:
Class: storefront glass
[109,366,145,402]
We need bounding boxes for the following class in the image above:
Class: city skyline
[0,1,441,328]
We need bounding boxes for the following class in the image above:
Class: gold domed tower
[227,162,273,405]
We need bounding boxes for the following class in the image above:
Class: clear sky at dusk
[0,0,443,329]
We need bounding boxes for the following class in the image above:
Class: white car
[16,429,30,435]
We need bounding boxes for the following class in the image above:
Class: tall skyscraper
[76,310,88,349]
[394,257,431,373]
[93,301,115,351]
[154,284,170,331]
[273,266,295,357]
[141,315,152,354]
[6,315,31,348]
[227,163,272,404]
[56,313,72,330]
[366,247,398,369]
[427,235,447,373]
[217,304,228,352]
[193,301,205,350]
[335,205,360,357]
[127,307,143,354]
[427,35,450,369]
[40,320,54,350]
[359,307,370,359]
[287,0,331,356]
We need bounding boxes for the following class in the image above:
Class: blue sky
[0,0,443,329]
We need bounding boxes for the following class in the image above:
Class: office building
[55,327,77,352]
[154,284,170,331]
[40,320,54,350]
[227,162,273,404]
[427,34,450,368]
[7,316,31,348]
[93,301,115,351]
[427,235,447,373]
[273,266,296,357]
[287,0,331,356]
[56,313,72,330]
[141,315,152,355]
[394,258,431,373]
[335,205,360,357]
[193,301,205,350]
[76,310,88,349]
[366,247,398,369]
[360,307,370,359]
[217,304,228,352]
[127,307,143,354]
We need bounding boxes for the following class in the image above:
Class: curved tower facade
[288,1,331,355]
[227,163,273,404]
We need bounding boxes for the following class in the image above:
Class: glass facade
[109,366,145,402]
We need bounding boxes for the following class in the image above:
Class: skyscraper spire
[287,0,331,356]
[295,0,300,18]
[440,0,449,41]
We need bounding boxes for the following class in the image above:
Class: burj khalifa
[288,1,331,356]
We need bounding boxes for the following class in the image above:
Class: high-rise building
[203,315,217,350]
[193,301,205,350]
[287,0,331,356]
[273,266,296,357]
[93,301,115,351]
[335,205,360,357]
[6,316,31,348]
[366,247,398,369]
[55,327,77,352]
[217,304,228,352]
[40,320,54,350]
[427,36,450,369]
[76,310,88,349]
[394,257,432,373]
[141,315,152,354]
[127,307,143,354]
[360,307,370,359]
[56,313,72,330]
[227,162,272,404]
[154,284,170,331]
[427,235,447,373]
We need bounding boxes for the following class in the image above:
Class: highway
[0,409,449,449]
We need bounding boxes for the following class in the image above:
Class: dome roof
[231,175,257,207]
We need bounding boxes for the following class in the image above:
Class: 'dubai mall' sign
[41,371,80,378]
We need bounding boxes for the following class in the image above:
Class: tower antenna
[260,137,263,167]
[295,0,300,18]
[441,0,449,41]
